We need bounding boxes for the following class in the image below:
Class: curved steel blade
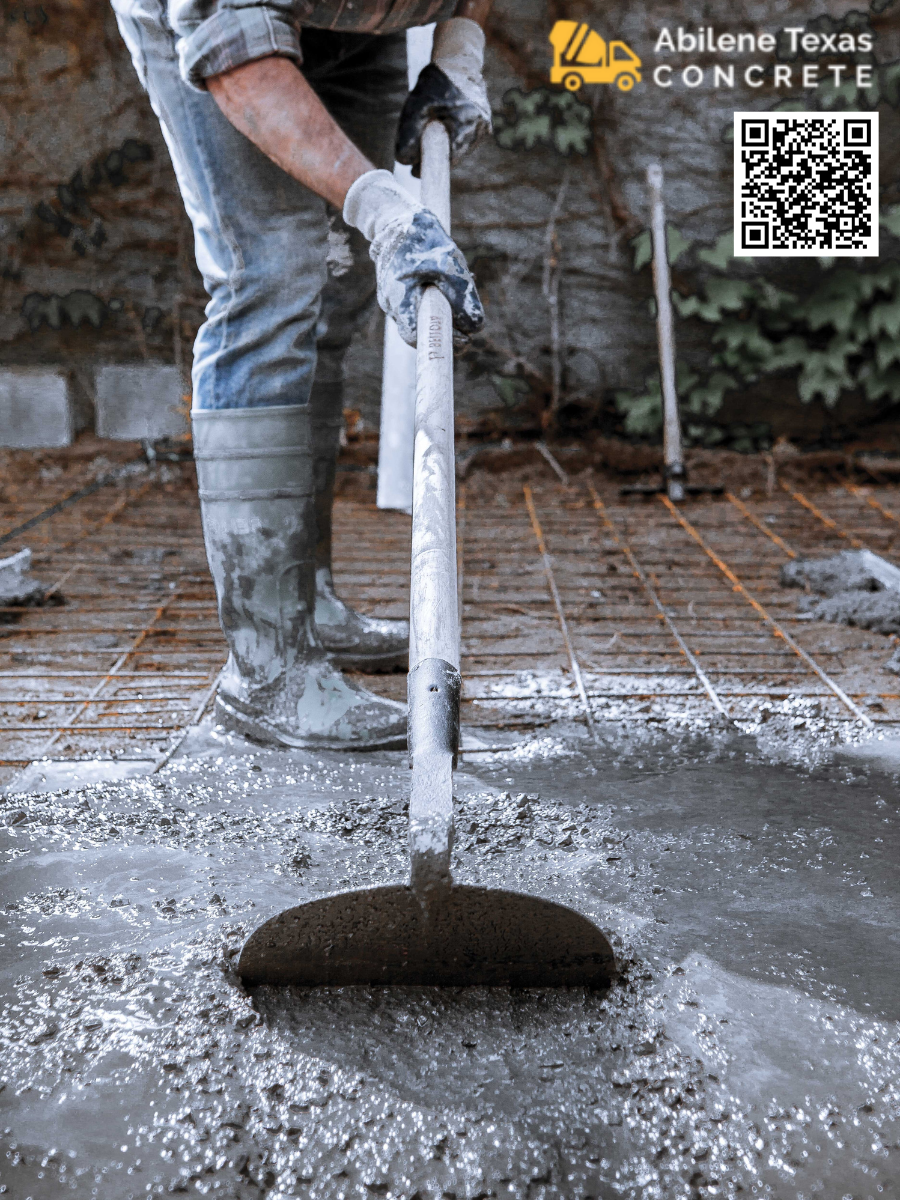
[238,885,616,988]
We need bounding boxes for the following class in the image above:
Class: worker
[111,0,492,749]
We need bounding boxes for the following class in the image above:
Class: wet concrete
[0,548,50,609]
[1,719,899,1199]
[781,550,900,636]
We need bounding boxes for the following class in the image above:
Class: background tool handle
[407,120,460,901]
[647,162,685,503]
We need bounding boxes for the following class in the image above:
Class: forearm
[453,0,493,25]
[207,57,372,208]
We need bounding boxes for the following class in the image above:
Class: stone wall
[1,0,898,446]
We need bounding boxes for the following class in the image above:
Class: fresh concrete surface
[6,758,157,795]
[0,720,898,1198]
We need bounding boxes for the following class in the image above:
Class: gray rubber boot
[311,356,409,672]
[193,405,407,751]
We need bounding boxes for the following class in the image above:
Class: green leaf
[552,119,592,156]
[879,61,900,108]
[880,204,900,239]
[675,278,753,324]
[675,363,700,394]
[860,364,900,403]
[615,380,663,437]
[798,344,854,407]
[631,230,652,272]
[697,231,734,271]
[547,91,593,156]
[802,290,860,334]
[816,77,860,110]
[869,298,900,340]
[490,374,530,407]
[704,277,754,313]
[685,371,738,416]
[666,224,692,266]
[495,114,552,151]
[756,280,796,312]
[765,335,810,372]
[672,292,700,318]
[771,98,811,113]
[875,339,900,372]
[712,318,775,361]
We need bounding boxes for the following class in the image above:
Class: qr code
[734,112,879,257]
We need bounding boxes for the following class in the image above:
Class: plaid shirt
[172,0,457,91]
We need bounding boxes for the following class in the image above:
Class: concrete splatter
[1,722,899,1198]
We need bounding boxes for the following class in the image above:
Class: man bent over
[112,0,492,748]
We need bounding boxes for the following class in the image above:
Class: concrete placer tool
[238,124,616,988]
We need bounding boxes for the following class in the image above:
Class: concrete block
[95,363,187,441]
[0,367,73,448]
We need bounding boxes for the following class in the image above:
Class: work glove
[343,168,484,348]
[395,17,492,176]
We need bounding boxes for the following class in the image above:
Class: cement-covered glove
[343,168,484,348]
[395,18,492,176]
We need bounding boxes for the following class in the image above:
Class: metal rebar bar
[523,485,596,740]
[725,493,797,558]
[845,484,900,527]
[780,482,867,550]
[151,663,226,772]
[0,463,144,550]
[33,588,185,756]
[588,486,729,718]
[659,495,873,727]
[535,441,569,484]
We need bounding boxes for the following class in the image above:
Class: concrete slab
[2,727,899,1198]
[94,363,186,441]
[0,367,73,448]
[837,734,900,772]
[6,758,156,795]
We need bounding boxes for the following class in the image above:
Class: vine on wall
[617,48,900,450]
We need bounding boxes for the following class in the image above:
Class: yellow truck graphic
[549,20,642,92]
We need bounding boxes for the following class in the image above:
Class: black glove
[395,19,492,176]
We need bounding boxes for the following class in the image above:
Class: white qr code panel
[734,112,879,257]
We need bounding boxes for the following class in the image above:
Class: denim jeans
[111,0,408,411]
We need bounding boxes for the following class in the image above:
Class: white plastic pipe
[376,24,435,514]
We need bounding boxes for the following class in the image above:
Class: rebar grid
[3,455,900,785]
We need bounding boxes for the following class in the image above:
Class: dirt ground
[2,712,899,1200]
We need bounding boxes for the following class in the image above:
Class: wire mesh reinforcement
[3,455,900,785]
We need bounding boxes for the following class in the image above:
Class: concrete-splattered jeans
[111,0,408,410]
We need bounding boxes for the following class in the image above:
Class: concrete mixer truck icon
[549,20,642,92]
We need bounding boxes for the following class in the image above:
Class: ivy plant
[617,214,900,446]
[616,19,900,448]
[493,88,593,158]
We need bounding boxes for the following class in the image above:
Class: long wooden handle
[407,120,459,901]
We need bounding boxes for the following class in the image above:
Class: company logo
[549,20,642,93]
